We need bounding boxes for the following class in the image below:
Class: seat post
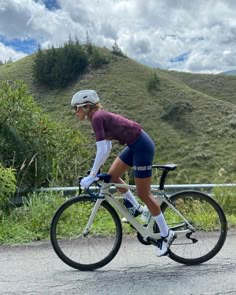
[159,169,169,190]
[152,164,177,190]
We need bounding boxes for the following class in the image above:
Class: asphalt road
[0,230,236,295]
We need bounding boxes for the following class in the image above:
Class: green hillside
[166,70,236,105]
[1,51,236,184]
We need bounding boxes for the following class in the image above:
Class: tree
[33,40,89,88]
[146,71,160,93]
[112,42,126,57]
[85,30,94,55]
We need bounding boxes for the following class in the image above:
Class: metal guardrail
[32,183,236,192]
[12,183,236,206]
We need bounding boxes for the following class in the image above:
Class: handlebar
[78,164,177,192]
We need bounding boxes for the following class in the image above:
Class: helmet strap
[82,105,90,118]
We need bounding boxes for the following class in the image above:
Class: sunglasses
[73,103,91,112]
[73,105,81,112]
[73,104,86,112]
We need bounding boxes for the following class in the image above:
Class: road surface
[0,230,235,295]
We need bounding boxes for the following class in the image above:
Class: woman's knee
[108,157,130,179]
[108,168,121,182]
[109,174,121,183]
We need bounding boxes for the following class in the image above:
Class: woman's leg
[108,156,130,194]
[135,177,168,237]
[135,177,161,216]
[108,157,142,210]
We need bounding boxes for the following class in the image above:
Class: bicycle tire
[161,190,227,265]
[50,195,123,271]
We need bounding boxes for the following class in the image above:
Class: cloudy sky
[0,0,236,73]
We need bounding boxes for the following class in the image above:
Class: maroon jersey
[91,110,142,145]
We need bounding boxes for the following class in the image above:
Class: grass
[213,187,236,215]
[0,188,235,245]
[0,49,236,185]
[1,47,236,246]
[0,192,65,244]
[166,70,236,105]
[0,192,134,245]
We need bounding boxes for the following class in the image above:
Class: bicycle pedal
[146,237,162,247]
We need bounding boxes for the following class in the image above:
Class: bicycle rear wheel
[50,195,122,271]
[161,191,227,265]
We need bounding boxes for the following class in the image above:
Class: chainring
[137,223,160,245]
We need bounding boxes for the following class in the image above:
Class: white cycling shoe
[156,230,176,257]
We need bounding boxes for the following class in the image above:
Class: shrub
[0,163,16,210]
[146,71,160,93]
[0,80,89,190]
[33,41,112,88]
[90,47,110,68]
[112,42,126,57]
[33,40,89,88]
[160,101,193,121]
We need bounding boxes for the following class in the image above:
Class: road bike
[50,164,227,271]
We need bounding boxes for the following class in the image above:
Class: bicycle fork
[82,199,104,237]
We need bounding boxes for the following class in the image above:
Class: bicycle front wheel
[161,191,227,265]
[50,195,122,271]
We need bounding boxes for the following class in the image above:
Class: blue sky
[0,0,236,73]
[40,0,60,10]
[0,1,59,55]
[168,52,191,64]
[0,35,38,54]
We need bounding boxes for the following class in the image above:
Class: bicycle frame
[83,181,195,241]
[51,164,227,270]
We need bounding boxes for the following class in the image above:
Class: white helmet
[71,90,100,107]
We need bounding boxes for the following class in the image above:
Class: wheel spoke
[50,196,122,271]
[162,191,227,265]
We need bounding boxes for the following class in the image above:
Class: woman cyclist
[71,89,175,256]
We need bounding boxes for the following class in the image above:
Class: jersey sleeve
[91,114,106,141]
[90,140,112,176]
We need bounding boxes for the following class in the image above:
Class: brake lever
[78,176,83,195]
[78,170,104,196]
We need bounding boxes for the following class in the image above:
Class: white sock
[153,212,169,237]
[123,190,142,210]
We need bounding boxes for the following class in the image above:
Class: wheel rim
[162,191,227,263]
[51,197,122,270]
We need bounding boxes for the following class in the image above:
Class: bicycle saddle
[152,164,177,171]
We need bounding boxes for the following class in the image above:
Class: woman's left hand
[80,175,97,188]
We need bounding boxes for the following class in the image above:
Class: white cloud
[0,0,85,46]
[0,42,27,62]
[0,0,236,72]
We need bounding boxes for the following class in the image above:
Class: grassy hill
[1,50,236,184]
[221,70,236,76]
[166,70,236,105]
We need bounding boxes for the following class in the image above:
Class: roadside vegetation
[0,188,235,245]
[33,39,112,88]
[0,40,235,245]
[0,80,89,191]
